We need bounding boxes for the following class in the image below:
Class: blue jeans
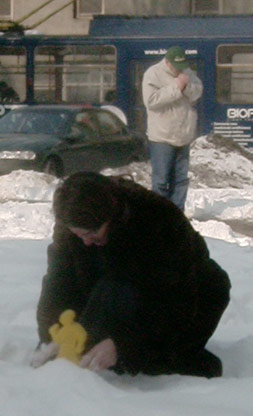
[149,141,190,211]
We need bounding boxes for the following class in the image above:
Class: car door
[94,109,139,168]
[58,110,105,174]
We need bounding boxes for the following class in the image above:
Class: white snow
[0,135,253,415]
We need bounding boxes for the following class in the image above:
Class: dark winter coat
[37,179,231,374]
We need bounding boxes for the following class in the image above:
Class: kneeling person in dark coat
[34,172,231,378]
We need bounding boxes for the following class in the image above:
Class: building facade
[1,1,253,35]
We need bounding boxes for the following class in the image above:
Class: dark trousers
[79,259,231,378]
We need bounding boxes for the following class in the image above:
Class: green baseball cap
[165,46,189,71]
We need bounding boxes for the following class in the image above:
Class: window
[216,45,253,104]
[0,0,11,20]
[192,0,221,14]
[76,0,104,16]
[192,0,253,15]
[71,111,99,141]
[0,46,26,103]
[34,45,116,104]
[96,110,123,136]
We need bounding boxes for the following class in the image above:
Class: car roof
[12,104,95,113]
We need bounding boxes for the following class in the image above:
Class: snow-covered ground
[0,135,253,415]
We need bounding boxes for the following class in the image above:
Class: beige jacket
[142,58,203,146]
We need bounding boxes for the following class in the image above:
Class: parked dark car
[0,105,147,177]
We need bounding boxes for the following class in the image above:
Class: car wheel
[43,156,63,177]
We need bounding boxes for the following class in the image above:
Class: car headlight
[0,151,36,160]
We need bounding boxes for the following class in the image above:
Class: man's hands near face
[80,338,117,371]
[176,73,189,92]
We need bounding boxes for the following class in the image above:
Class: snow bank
[0,135,252,245]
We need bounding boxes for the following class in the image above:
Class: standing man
[142,46,203,211]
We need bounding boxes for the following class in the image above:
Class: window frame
[0,45,26,104]
[75,0,105,17]
[0,0,13,20]
[33,44,116,104]
[192,0,223,15]
[216,43,253,104]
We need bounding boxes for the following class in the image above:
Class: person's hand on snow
[80,338,117,371]
[31,341,59,368]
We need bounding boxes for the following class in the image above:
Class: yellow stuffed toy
[49,309,87,365]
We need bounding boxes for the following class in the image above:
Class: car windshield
[0,109,72,135]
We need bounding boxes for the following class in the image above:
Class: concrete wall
[13,0,90,35]
[223,0,253,14]
[9,0,190,35]
[105,0,190,15]
[7,0,253,36]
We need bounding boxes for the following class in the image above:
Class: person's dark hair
[53,172,120,230]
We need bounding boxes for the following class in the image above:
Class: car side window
[20,113,55,134]
[0,112,24,133]
[96,111,123,136]
[71,111,98,141]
